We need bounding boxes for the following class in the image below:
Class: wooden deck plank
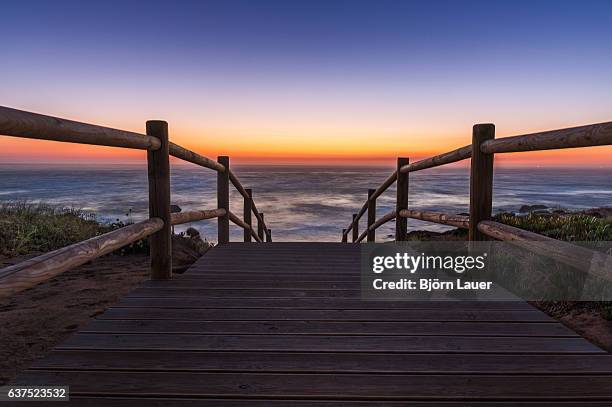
[20,399,612,407]
[80,320,576,336]
[11,242,611,402]
[130,288,365,297]
[98,307,555,322]
[31,351,612,373]
[114,297,538,310]
[12,371,612,399]
[142,280,364,289]
[57,333,601,353]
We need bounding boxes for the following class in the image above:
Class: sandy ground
[0,254,149,385]
[560,311,612,351]
[532,301,612,352]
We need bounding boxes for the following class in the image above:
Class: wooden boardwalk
[14,243,612,405]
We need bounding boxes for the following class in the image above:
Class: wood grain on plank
[13,371,612,399]
[31,351,612,373]
[57,333,600,353]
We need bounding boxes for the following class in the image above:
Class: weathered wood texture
[0,219,163,298]
[169,142,225,172]
[481,120,612,154]
[351,214,359,242]
[478,220,612,281]
[395,157,409,240]
[399,145,472,173]
[147,120,172,280]
[469,123,495,240]
[371,170,397,200]
[229,211,262,242]
[14,243,612,403]
[251,200,267,234]
[399,209,469,229]
[370,209,396,232]
[258,213,265,241]
[217,156,230,244]
[170,208,225,225]
[366,189,376,242]
[229,169,250,199]
[0,105,161,150]
[244,189,253,242]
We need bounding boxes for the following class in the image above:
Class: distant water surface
[1,164,610,242]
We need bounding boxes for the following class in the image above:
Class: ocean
[1,164,610,242]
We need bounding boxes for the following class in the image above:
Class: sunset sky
[1,0,611,166]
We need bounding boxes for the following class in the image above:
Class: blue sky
[1,0,611,165]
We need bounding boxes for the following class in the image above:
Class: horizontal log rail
[356,209,397,243]
[229,211,263,242]
[0,106,161,150]
[481,121,612,154]
[399,209,470,229]
[399,145,472,173]
[0,105,273,294]
[0,218,164,298]
[371,171,398,200]
[251,202,266,231]
[229,169,269,235]
[478,220,612,281]
[370,210,397,232]
[343,200,368,237]
[169,142,225,172]
[171,208,226,225]
[342,119,612,250]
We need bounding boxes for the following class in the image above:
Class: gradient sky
[1,0,611,166]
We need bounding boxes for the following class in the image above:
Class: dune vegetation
[0,202,144,257]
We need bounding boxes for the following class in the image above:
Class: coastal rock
[518,204,548,214]
[172,227,212,273]
[583,207,612,219]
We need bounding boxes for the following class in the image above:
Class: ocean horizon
[1,163,611,242]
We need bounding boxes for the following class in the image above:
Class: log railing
[341,120,612,276]
[0,106,271,297]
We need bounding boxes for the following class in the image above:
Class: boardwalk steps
[13,242,612,404]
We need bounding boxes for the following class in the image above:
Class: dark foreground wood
[12,243,612,405]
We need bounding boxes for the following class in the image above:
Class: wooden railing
[341,121,612,277]
[0,106,271,297]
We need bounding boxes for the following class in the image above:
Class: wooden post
[266,229,272,242]
[217,156,230,244]
[367,189,376,242]
[352,214,358,242]
[146,120,172,280]
[342,229,347,243]
[258,213,265,241]
[469,124,495,241]
[396,157,409,241]
[244,188,253,242]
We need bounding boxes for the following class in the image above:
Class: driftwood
[0,106,160,150]
[0,218,164,298]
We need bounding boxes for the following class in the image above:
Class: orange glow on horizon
[1,128,610,167]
